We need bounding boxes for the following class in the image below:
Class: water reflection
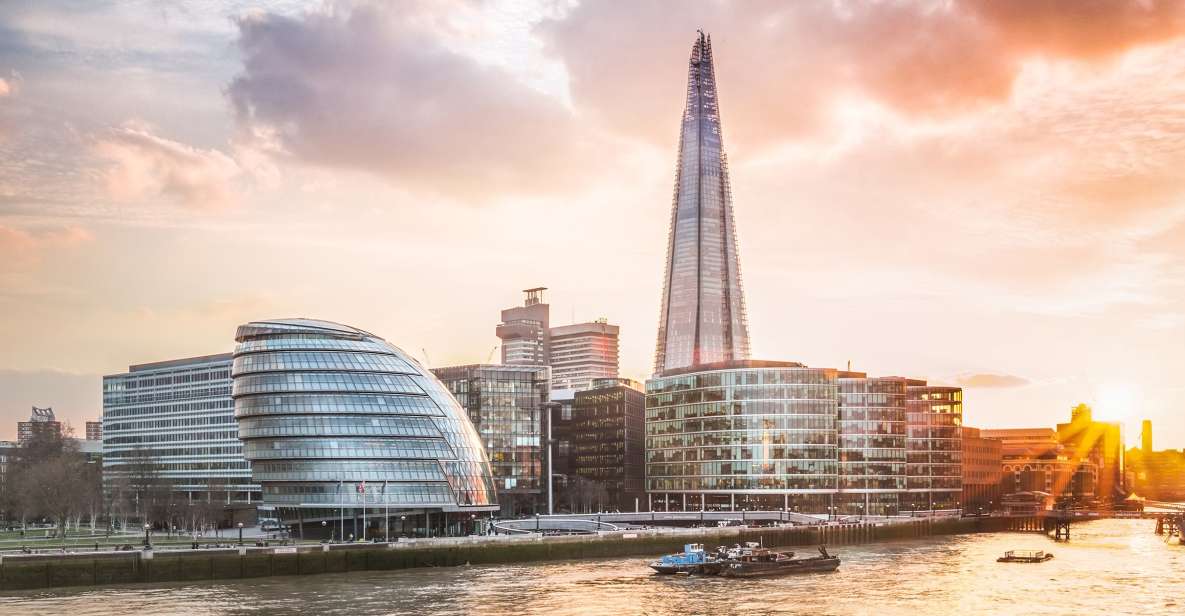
[2,520,1181,616]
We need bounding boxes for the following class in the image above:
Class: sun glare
[1093,383,1139,423]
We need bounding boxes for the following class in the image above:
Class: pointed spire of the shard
[654,31,751,375]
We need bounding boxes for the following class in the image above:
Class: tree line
[1,430,233,541]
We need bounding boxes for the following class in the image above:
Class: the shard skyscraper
[654,31,751,375]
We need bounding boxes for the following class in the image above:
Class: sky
[1,1,1183,448]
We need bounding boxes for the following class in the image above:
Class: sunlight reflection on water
[2,520,1182,616]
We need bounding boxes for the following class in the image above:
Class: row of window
[103,368,230,391]
[646,445,838,463]
[235,337,395,355]
[251,460,449,482]
[647,432,837,448]
[243,438,455,460]
[648,384,838,407]
[234,393,442,417]
[233,351,417,377]
[647,369,836,393]
[647,400,838,421]
[104,386,231,406]
[105,430,239,445]
[232,372,423,396]
[237,416,443,439]
[106,412,234,432]
[647,477,836,491]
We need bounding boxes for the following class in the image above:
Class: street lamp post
[143,524,151,549]
[400,515,406,539]
[237,522,244,546]
[321,520,327,541]
[470,513,476,536]
[542,402,560,516]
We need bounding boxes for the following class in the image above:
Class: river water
[2,519,1181,616]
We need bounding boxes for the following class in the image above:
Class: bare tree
[25,454,87,544]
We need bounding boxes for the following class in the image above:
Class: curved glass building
[232,319,497,537]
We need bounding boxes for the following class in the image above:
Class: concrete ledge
[0,516,1030,592]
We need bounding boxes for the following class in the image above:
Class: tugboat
[650,543,714,574]
[997,550,1054,563]
[718,546,841,578]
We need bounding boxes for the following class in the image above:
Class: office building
[17,406,62,444]
[549,320,620,391]
[653,30,751,375]
[0,440,15,498]
[961,426,1002,512]
[86,420,103,441]
[982,428,1097,499]
[903,382,963,512]
[432,363,549,515]
[496,287,550,365]
[103,353,257,502]
[836,374,907,516]
[233,319,498,536]
[566,378,645,512]
[496,288,621,391]
[1056,404,1124,499]
[646,361,838,513]
[547,388,578,497]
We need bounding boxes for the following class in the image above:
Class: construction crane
[486,345,499,363]
[421,348,431,367]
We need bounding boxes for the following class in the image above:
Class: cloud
[953,373,1031,389]
[537,0,1185,151]
[0,77,10,97]
[93,123,242,209]
[0,224,92,260]
[227,3,590,201]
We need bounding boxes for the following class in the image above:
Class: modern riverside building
[17,406,62,444]
[565,378,646,512]
[431,364,550,515]
[653,30,751,375]
[961,427,1002,513]
[496,287,550,365]
[903,382,963,512]
[549,320,620,391]
[102,354,257,502]
[835,374,907,516]
[233,319,498,537]
[646,361,838,513]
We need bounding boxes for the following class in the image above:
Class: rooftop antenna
[847,360,851,372]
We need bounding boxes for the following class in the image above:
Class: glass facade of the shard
[654,30,751,375]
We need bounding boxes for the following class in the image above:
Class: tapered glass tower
[654,31,751,375]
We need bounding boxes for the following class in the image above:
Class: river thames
[2,519,1181,616]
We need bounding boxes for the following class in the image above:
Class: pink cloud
[227,4,597,201]
[94,123,242,209]
[0,78,10,97]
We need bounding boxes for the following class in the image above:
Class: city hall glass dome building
[232,319,497,537]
